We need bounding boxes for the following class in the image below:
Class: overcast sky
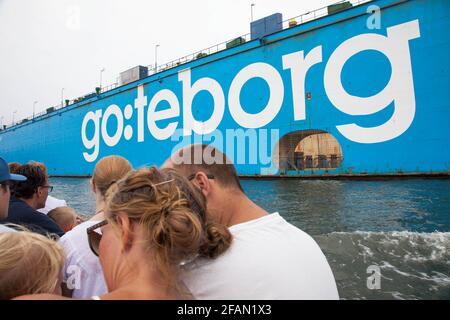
[0,0,339,125]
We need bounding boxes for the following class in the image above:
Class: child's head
[48,207,78,232]
[0,231,65,299]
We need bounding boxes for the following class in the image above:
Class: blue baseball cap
[0,157,26,183]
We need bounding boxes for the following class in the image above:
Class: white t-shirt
[58,220,107,298]
[0,224,17,233]
[38,195,67,215]
[181,213,339,300]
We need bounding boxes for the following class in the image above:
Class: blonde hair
[160,168,233,259]
[93,155,132,197]
[48,207,77,232]
[105,167,232,289]
[0,232,65,300]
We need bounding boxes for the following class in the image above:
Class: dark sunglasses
[187,173,215,181]
[86,220,108,257]
[87,216,142,256]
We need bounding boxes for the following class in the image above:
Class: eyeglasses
[41,185,54,192]
[86,219,108,257]
[187,173,215,181]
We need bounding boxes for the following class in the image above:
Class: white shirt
[181,213,339,300]
[58,220,107,298]
[38,195,67,215]
[0,224,17,233]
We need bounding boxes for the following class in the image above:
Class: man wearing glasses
[0,157,26,233]
[0,163,64,237]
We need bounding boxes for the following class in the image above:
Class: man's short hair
[11,165,47,199]
[170,144,244,192]
[28,161,48,177]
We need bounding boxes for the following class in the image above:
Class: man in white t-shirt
[163,144,339,300]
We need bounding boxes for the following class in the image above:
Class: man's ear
[117,214,134,254]
[36,186,43,197]
[193,172,213,198]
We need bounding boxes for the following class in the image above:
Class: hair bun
[199,222,233,259]
[152,200,203,264]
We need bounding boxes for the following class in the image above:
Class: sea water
[50,178,450,300]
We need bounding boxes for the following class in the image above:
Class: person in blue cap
[0,157,26,233]
[1,162,64,237]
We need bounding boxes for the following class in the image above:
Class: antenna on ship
[251,3,256,22]
[33,101,38,119]
[155,44,160,74]
[99,68,105,90]
[12,110,17,126]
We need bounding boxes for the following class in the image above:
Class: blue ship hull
[1,0,449,177]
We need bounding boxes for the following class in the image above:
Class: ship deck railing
[147,0,372,75]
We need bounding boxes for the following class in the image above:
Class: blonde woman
[58,155,132,298]
[0,231,65,300]
[88,167,232,299]
[18,167,232,299]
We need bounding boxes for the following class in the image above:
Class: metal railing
[280,0,372,29]
[100,82,119,94]
[0,83,119,131]
[1,0,372,131]
[148,32,252,75]
[278,155,344,172]
[152,0,372,74]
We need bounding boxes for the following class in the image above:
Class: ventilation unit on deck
[120,65,148,86]
[327,1,353,15]
[250,13,283,40]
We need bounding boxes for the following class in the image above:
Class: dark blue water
[50,178,450,300]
